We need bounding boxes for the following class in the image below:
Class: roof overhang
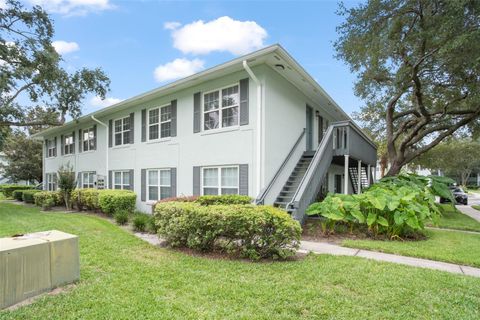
[32,44,351,139]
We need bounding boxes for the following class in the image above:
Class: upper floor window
[114,116,130,146]
[82,127,95,151]
[203,84,239,131]
[82,172,95,189]
[64,134,74,155]
[148,105,171,140]
[202,166,238,195]
[114,171,131,190]
[147,169,171,201]
[47,139,56,158]
[46,173,57,191]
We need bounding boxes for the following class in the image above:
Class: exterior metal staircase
[274,152,314,209]
[348,167,369,194]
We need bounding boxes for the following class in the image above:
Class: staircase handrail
[255,128,306,205]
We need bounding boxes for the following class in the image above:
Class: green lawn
[472,205,480,211]
[434,204,480,232]
[343,229,480,267]
[1,203,480,319]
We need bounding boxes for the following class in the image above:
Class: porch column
[373,167,377,182]
[367,164,371,185]
[344,155,349,194]
[357,160,362,194]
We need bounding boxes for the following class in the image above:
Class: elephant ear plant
[307,174,452,239]
[57,163,76,210]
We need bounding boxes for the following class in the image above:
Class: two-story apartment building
[33,45,377,222]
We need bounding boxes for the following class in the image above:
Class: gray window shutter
[129,169,134,191]
[72,131,75,154]
[108,119,113,148]
[193,92,201,133]
[170,168,177,197]
[44,140,48,158]
[93,125,97,150]
[130,112,134,144]
[108,170,112,189]
[60,135,64,155]
[54,136,57,156]
[239,78,249,125]
[77,172,82,188]
[141,169,146,201]
[170,100,177,137]
[78,129,82,153]
[239,164,248,195]
[193,166,200,196]
[141,109,146,142]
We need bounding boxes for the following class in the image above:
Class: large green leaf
[377,216,389,227]
[321,210,345,221]
[393,211,405,226]
[406,216,420,229]
[350,209,365,223]
[367,212,377,226]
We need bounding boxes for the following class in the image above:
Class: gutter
[91,115,109,189]
[242,60,263,195]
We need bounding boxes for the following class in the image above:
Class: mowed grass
[472,205,480,211]
[1,203,480,319]
[434,204,480,232]
[343,229,480,268]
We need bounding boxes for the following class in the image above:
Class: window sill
[146,137,172,145]
[111,144,131,150]
[79,150,96,155]
[200,126,240,136]
[146,201,157,206]
[63,154,74,157]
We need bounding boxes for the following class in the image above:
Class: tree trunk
[385,159,403,176]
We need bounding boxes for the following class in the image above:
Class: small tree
[58,163,76,210]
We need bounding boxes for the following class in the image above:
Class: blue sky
[26,0,363,115]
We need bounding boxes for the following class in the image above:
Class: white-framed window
[202,166,239,195]
[46,173,57,191]
[47,139,56,158]
[148,105,171,140]
[64,134,74,155]
[203,84,239,131]
[114,171,131,190]
[114,116,131,146]
[82,127,95,151]
[147,169,171,201]
[82,172,95,189]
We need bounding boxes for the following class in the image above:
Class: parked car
[440,186,468,205]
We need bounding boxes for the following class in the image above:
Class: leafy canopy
[0,0,110,128]
[335,0,480,175]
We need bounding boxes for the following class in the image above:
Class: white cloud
[168,16,267,55]
[164,21,181,30]
[28,0,113,16]
[90,96,123,108]
[154,58,205,82]
[0,0,7,9]
[52,41,80,55]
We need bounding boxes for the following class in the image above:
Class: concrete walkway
[457,205,480,223]
[299,240,480,278]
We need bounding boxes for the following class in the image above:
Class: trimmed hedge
[154,202,301,260]
[34,191,64,207]
[13,190,29,201]
[22,190,42,204]
[195,195,252,206]
[0,184,36,198]
[71,189,136,215]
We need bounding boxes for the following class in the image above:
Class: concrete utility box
[0,230,80,309]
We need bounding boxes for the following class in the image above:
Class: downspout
[243,60,263,197]
[91,115,109,189]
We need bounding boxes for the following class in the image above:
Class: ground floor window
[147,169,171,201]
[114,171,131,190]
[46,173,57,191]
[202,166,238,195]
[334,174,342,193]
[82,172,95,189]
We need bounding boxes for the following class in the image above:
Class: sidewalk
[456,205,480,223]
[299,240,480,278]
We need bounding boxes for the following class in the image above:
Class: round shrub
[71,188,99,211]
[132,213,151,232]
[22,190,41,203]
[98,190,136,215]
[34,191,64,207]
[12,190,28,201]
[154,202,301,260]
[195,195,252,206]
[42,198,55,211]
[114,210,129,225]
